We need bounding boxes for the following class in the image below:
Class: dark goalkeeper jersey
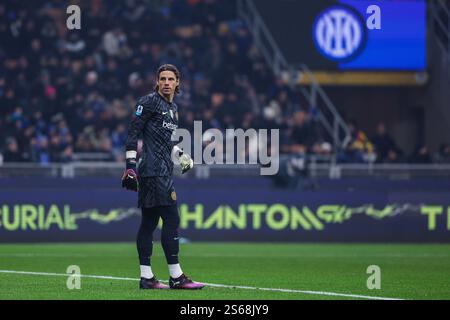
[125,92,179,177]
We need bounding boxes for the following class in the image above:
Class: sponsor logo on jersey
[162,120,178,131]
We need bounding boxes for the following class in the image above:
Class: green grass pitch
[0,242,449,300]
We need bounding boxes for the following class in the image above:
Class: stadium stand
[0,0,444,165]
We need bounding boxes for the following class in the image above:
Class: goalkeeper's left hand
[180,153,194,174]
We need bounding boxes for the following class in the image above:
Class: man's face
[377,123,386,135]
[293,111,306,125]
[158,70,179,96]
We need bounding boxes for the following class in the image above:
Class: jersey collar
[157,91,174,104]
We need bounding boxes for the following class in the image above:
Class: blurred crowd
[337,120,450,164]
[1,0,448,165]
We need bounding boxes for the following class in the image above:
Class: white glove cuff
[126,150,137,159]
[173,145,183,155]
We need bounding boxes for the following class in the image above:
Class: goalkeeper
[122,64,204,290]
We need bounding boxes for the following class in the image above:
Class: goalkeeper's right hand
[121,169,139,192]
[121,159,139,192]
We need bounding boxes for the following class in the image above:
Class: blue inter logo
[313,6,365,62]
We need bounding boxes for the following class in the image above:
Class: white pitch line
[201,282,402,300]
[0,270,138,282]
[0,269,402,300]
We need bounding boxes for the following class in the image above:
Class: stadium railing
[1,158,450,179]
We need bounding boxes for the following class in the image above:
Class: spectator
[32,136,51,165]
[371,122,403,163]
[289,110,314,154]
[102,27,128,57]
[2,137,27,162]
[410,144,432,164]
[339,120,375,163]
[434,143,450,164]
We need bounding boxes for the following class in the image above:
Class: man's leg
[159,204,204,289]
[158,203,181,274]
[137,207,160,270]
[136,207,169,289]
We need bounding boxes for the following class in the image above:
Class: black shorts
[138,176,177,208]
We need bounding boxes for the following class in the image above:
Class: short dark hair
[155,64,181,95]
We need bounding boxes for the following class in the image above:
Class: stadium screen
[256,0,426,71]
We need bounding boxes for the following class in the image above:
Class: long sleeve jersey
[125,92,179,177]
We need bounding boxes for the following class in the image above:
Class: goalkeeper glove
[180,153,194,174]
[174,146,193,174]
[121,159,139,192]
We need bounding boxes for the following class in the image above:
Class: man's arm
[122,98,153,191]
[171,110,193,174]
